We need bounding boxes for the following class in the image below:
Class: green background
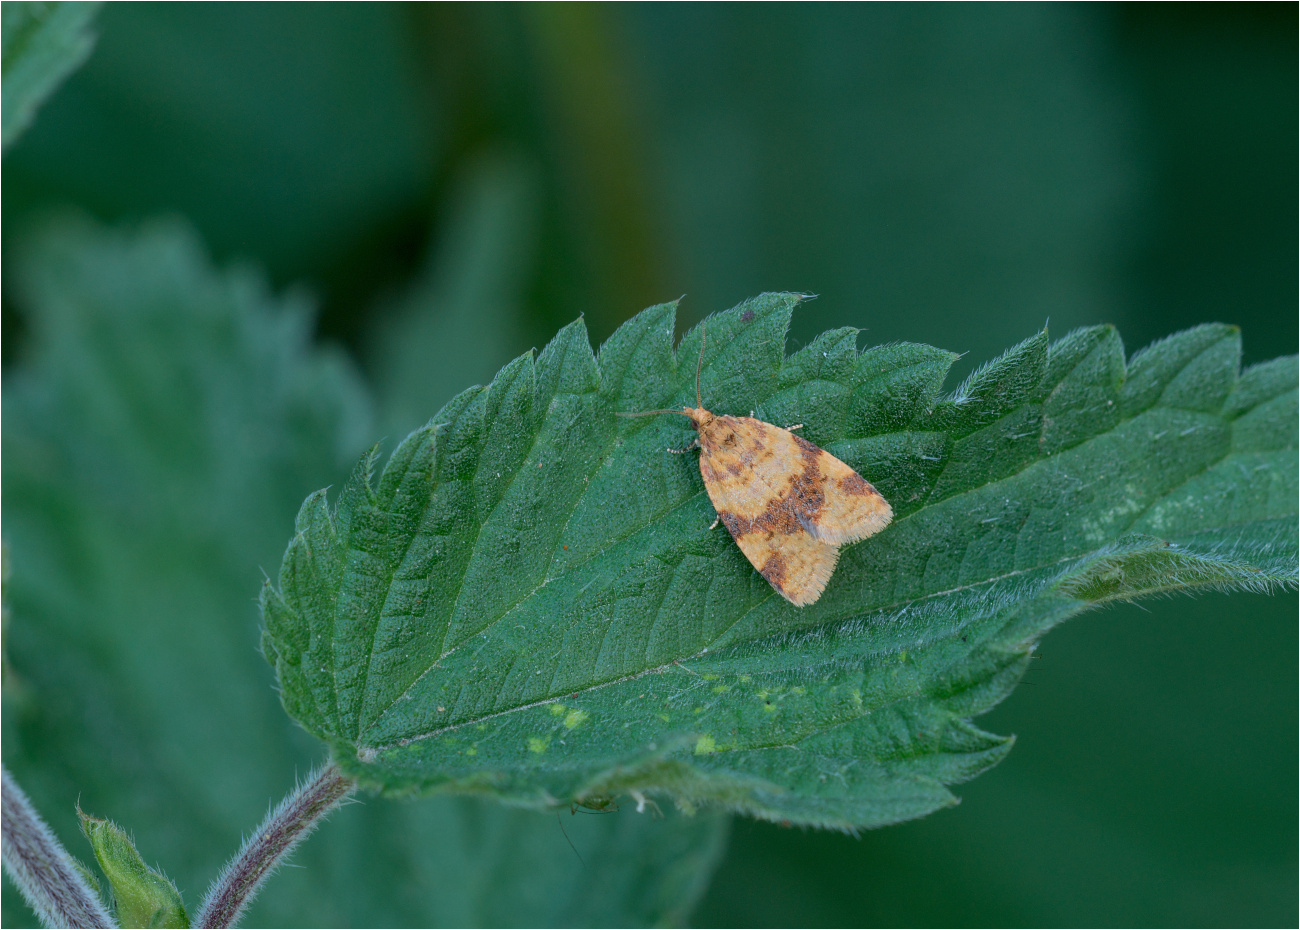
[3,3,1295,926]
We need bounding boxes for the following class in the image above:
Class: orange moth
[620,327,892,606]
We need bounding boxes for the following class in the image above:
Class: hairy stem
[195,762,356,929]
[1,765,117,929]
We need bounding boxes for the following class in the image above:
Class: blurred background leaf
[3,2,1294,926]
[0,0,100,151]
[0,214,727,927]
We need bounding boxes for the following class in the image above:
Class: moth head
[683,407,715,430]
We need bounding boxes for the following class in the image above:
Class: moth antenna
[619,321,708,417]
[695,324,707,408]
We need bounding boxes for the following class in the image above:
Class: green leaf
[1,1,100,151]
[264,294,1298,829]
[1,214,728,927]
[78,809,189,928]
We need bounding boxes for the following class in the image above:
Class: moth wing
[705,420,892,546]
[792,438,893,546]
[696,417,839,606]
[731,525,839,608]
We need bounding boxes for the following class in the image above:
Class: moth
[621,327,892,606]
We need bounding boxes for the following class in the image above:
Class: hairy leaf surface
[264,293,1298,829]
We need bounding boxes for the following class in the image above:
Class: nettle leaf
[263,294,1298,829]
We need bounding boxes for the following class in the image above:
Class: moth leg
[709,516,720,530]
[667,437,700,454]
[786,423,804,432]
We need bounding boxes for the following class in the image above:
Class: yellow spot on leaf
[694,735,718,754]
[563,709,588,729]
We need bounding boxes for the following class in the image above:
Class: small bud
[78,807,189,928]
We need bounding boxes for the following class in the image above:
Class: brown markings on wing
[700,416,891,544]
[787,433,893,546]
[694,414,806,523]
[748,531,839,607]
[689,410,891,606]
[716,504,838,606]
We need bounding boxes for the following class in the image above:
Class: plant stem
[1,765,117,929]
[195,762,355,929]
